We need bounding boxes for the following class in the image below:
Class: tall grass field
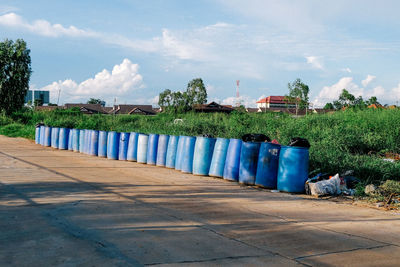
[1,108,399,183]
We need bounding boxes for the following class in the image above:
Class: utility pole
[56,88,61,106]
[236,80,240,107]
[31,88,35,107]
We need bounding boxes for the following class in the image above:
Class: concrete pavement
[0,135,399,266]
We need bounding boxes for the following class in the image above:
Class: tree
[331,89,370,110]
[186,78,207,106]
[324,102,334,109]
[87,98,105,106]
[366,96,380,106]
[158,78,208,113]
[286,78,309,115]
[0,39,32,114]
[158,89,173,109]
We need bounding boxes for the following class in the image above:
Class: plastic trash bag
[307,173,342,196]
[241,134,271,142]
[288,137,310,148]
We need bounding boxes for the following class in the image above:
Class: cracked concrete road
[0,135,399,266]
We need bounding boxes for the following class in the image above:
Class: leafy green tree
[158,89,173,109]
[366,96,380,106]
[332,89,369,110]
[0,39,32,114]
[323,102,334,109]
[158,78,208,113]
[87,98,105,106]
[286,78,310,115]
[186,78,207,106]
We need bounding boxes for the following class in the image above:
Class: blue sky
[1,0,400,107]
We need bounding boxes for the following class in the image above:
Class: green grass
[1,108,400,183]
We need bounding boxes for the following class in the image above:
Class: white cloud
[313,77,363,107]
[306,56,323,69]
[0,13,97,37]
[391,83,400,99]
[313,77,388,107]
[221,95,257,107]
[367,86,385,99]
[39,59,144,104]
[361,74,376,87]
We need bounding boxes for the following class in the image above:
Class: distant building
[193,102,234,113]
[256,96,296,110]
[64,103,109,114]
[110,104,155,115]
[25,90,50,104]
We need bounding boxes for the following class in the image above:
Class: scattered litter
[271,190,280,193]
[173,119,184,124]
[383,158,395,163]
[305,170,361,197]
[307,173,342,197]
[270,139,280,144]
[343,176,360,189]
[365,184,377,195]
[288,137,310,148]
[241,134,271,143]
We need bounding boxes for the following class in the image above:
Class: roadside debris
[305,172,358,197]
[241,134,271,142]
[288,137,310,148]
[365,184,377,195]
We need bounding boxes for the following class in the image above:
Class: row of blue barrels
[35,126,309,193]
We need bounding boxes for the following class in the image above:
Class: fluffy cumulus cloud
[221,95,257,107]
[391,83,400,99]
[306,56,323,69]
[313,76,388,107]
[39,59,144,104]
[0,13,97,37]
[361,74,376,87]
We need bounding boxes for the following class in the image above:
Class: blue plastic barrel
[255,143,281,188]
[137,134,149,163]
[223,139,242,181]
[277,146,309,193]
[59,128,70,150]
[209,138,230,178]
[35,127,40,144]
[181,136,196,174]
[175,136,186,170]
[119,132,130,161]
[72,129,80,152]
[51,127,60,148]
[127,132,139,161]
[165,135,179,168]
[44,127,52,147]
[89,130,99,156]
[68,129,73,150]
[238,142,261,185]
[98,131,108,158]
[146,134,159,165]
[79,129,85,153]
[40,126,45,145]
[193,137,216,176]
[107,131,120,160]
[156,135,169,167]
[84,130,91,154]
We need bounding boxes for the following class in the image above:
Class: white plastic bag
[308,173,341,196]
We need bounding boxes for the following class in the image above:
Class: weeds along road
[0,135,400,267]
